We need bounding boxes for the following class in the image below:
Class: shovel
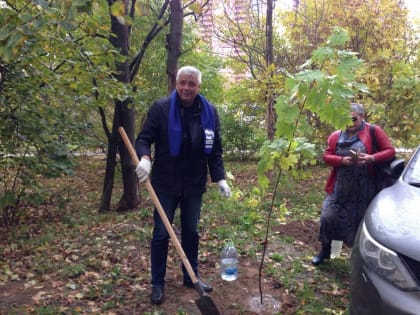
[118,127,221,315]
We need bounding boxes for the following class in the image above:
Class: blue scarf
[168,90,215,157]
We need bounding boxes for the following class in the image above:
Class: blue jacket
[135,95,226,196]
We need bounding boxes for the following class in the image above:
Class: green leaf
[295,70,325,84]
[336,55,363,79]
[327,27,350,47]
[311,47,334,64]
[33,0,50,9]
[275,95,299,139]
[285,77,297,92]
[306,89,324,111]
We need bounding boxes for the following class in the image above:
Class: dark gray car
[350,146,420,315]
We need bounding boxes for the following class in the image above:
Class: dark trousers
[151,192,202,286]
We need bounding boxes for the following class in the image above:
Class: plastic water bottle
[221,240,238,281]
[330,240,343,259]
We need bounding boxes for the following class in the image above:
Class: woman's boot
[311,242,331,266]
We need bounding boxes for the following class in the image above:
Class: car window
[403,147,420,185]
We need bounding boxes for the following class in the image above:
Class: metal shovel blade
[196,294,221,315]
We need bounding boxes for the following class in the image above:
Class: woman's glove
[135,158,151,182]
[217,179,231,198]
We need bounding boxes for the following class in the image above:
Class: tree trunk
[100,0,139,212]
[167,0,183,92]
[265,0,275,140]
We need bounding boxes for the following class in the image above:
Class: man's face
[176,73,200,107]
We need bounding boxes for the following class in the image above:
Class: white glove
[218,179,231,198]
[135,158,151,182]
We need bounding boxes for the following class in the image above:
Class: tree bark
[265,0,276,141]
[167,0,183,92]
[100,0,139,212]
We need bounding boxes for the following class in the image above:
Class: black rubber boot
[311,242,331,266]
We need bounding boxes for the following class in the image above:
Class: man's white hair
[176,66,202,84]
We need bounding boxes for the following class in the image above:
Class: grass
[0,157,351,314]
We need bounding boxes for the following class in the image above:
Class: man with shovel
[135,66,231,305]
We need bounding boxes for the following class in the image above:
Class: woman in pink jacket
[312,103,395,266]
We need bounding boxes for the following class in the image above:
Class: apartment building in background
[197,0,295,58]
[197,0,251,57]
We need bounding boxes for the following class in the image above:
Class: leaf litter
[0,159,350,314]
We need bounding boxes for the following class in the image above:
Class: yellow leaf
[135,1,150,16]
[85,21,98,35]
[110,0,125,17]
[189,3,202,14]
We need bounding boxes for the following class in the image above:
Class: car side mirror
[390,158,405,178]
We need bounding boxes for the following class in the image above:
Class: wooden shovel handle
[117,127,200,285]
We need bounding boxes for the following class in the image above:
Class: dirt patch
[273,219,321,250]
[136,257,296,315]
[1,160,347,314]
[0,219,322,315]
[0,280,40,309]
